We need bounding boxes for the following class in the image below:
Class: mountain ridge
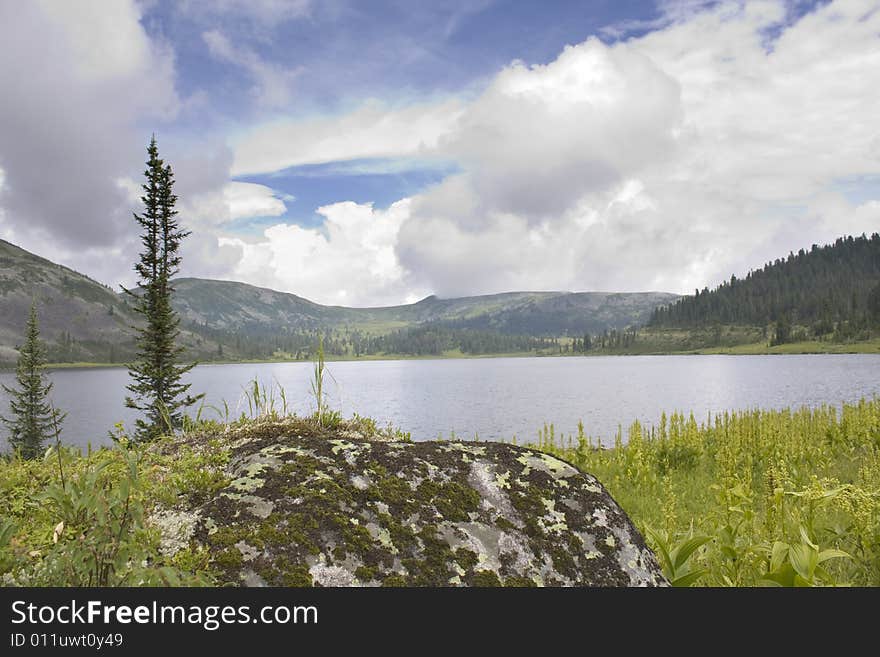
[170,276,678,337]
[0,238,679,363]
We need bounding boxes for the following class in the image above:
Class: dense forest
[194,322,646,359]
[197,323,560,359]
[649,233,880,342]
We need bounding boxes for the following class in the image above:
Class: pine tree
[124,136,202,442]
[1,303,64,459]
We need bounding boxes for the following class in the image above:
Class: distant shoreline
[0,338,872,371]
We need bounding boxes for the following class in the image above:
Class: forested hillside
[649,233,880,341]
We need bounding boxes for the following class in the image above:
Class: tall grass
[311,336,327,425]
[531,398,880,586]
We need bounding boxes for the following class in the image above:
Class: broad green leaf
[814,565,833,584]
[817,548,850,563]
[789,544,818,582]
[799,525,818,550]
[818,486,846,501]
[118,479,130,501]
[671,568,709,588]
[770,541,789,572]
[757,579,780,587]
[672,536,713,571]
[793,573,813,587]
[761,564,795,587]
[646,528,673,575]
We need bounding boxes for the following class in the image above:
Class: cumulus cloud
[220,200,419,306]
[0,0,178,277]
[396,0,880,297]
[203,30,301,109]
[179,231,246,282]
[0,0,282,293]
[432,39,681,222]
[394,36,687,295]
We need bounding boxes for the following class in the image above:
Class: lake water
[0,354,878,450]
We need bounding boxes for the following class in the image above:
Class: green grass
[0,409,411,586]
[3,397,879,586]
[609,326,880,356]
[694,338,880,355]
[530,398,880,586]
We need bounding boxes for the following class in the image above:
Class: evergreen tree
[771,314,791,346]
[868,283,880,323]
[1,303,64,458]
[124,136,202,442]
[649,233,880,332]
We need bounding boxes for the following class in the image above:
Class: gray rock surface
[152,420,666,587]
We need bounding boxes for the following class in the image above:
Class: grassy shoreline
[2,397,878,586]
[532,397,880,586]
[18,337,876,370]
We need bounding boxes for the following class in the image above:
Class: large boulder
[152,420,666,587]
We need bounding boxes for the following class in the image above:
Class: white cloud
[219,200,419,306]
[5,0,879,307]
[203,30,301,109]
[437,38,682,221]
[231,98,465,175]
[217,0,880,302]
[179,232,246,282]
[224,182,288,220]
[396,0,880,297]
[177,181,287,228]
[35,0,158,83]
[0,0,178,280]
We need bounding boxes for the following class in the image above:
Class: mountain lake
[0,353,878,450]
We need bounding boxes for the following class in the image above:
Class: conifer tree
[124,136,202,441]
[1,303,64,458]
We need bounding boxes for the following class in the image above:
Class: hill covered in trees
[649,233,880,344]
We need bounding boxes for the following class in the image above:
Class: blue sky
[149,1,663,114]
[142,0,672,230]
[0,0,877,306]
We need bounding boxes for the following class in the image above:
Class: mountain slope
[171,278,350,333]
[430,291,680,335]
[649,233,880,335]
[0,238,678,364]
[0,239,137,363]
[171,278,678,337]
[0,239,218,364]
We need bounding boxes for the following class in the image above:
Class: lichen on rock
[154,417,666,587]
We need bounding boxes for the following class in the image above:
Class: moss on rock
[154,417,666,587]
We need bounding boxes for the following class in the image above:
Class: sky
[0,0,879,307]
